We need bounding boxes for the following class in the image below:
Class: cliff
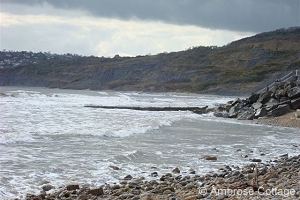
[1,27,299,95]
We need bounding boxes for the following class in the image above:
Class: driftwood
[84,105,208,113]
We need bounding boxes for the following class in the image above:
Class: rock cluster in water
[212,79,300,120]
[25,155,300,200]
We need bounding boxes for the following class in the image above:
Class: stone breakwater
[25,155,300,200]
[212,79,300,122]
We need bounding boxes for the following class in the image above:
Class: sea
[0,86,299,199]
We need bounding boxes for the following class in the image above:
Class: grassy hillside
[1,27,299,95]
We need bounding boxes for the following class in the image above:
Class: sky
[0,0,299,57]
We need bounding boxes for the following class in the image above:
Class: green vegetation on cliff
[1,27,299,95]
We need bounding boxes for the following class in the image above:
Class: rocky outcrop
[213,79,300,120]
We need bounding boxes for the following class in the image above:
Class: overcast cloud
[1,0,299,56]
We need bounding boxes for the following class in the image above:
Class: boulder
[268,104,290,117]
[237,110,255,120]
[284,80,297,89]
[213,112,223,117]
[257,91,272,104]
[265,103,278,111]
[255,108,268,118]
[287,86,300,99]
[172,167,180,173]
[252,102,262,110]
[291,97,300,110]
[228,103,242,118]
[274,89,284,101]
[248,93,260,104]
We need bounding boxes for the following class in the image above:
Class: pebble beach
[25,153,300,200]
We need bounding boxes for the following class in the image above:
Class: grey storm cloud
[2,0,300,32]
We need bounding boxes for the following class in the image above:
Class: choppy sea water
[0,87,299,199]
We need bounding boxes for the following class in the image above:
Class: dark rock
[213,112,223,117]
[287,86,300,99]
[172,167,180,173]
[42,184,54,191]
[268,104,290,117]
[180,181,187,186]
[280,153,288,158]
[255,108,268,118]
[291,97,300,110]
[88,188,103,196]
[66,184,79,191]
[257,91,272,104]
[205,156,217,161]
[109,165,121,170]
[151,172,158,177]
[280,96,290,102]
[189,168,196,174]
[248,93,260,104]
[231,98,242,106]
[237,110,255,120]
[251,159,262,162]
[124,175,133,180]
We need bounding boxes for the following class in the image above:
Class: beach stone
[160,187,175,193]
[42,184,54,191]
[251,159,262,162]
[119,193,135,199]
[180,181,187,186]
[184,195,198,200]
[151,172,158,177]
[172,167,180,173]
[77,194,89,200]
[149,180,159,185]
[109,165,121,170]
[140,192,153,200]
[163,190,172,195]
[124,175,133,180]
[267,178,279,183]
[185,183,195,189]
[66,184,79,191]
[111,184,121,190]
[205,156,217,161]
[189,168,196,174]
[291,97,300,110]
[88,188,103,196]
